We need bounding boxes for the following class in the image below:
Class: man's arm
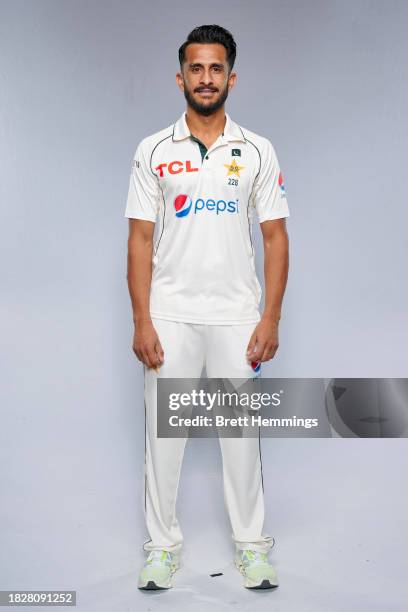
[246,218,289,363]
[261,217,289,325]
[127,218,164,369]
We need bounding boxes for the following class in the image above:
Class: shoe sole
[235,561,279,589]
[138,562,179,590]
[138,580,171,590]
[245,579,279,589]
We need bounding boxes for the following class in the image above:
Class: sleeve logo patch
[278,171,286,196]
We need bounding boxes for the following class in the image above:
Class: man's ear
[176,71,185,92]
[228,71,237,91]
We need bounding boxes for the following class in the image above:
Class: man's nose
[200,69,214,85]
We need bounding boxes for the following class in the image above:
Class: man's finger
[260,342,279,362]
[146,345,160,368]
[259,345,274,363]
[246,332,257,357]
[250,340,267,362]
[141,348,153,369]
[155,339,165,363]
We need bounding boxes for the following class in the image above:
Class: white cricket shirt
[125,111,290,325]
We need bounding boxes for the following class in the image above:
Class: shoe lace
[146,550,172,567]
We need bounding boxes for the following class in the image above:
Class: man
[125,24,290,590]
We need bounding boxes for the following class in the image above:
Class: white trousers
[142,317,273,555]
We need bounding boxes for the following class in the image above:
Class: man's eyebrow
[188,62,225,68]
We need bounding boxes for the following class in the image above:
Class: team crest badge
[224,159,245,177]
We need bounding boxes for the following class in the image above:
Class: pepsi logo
[173,194,238,218]
[278,171,286,195]
[251,361,261,373]
[174,194,193,218]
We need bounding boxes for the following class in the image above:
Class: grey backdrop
[1,1,407,610]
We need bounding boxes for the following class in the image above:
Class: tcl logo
[155,161,199,177]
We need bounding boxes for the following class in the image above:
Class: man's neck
[184,106,227,148]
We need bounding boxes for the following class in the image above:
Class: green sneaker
[235,550,279,589]
[138,549,179,590]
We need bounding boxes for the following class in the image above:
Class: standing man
[125,25,290,590]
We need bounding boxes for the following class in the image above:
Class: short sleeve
[124,139,160,222]
[252,139,290,223]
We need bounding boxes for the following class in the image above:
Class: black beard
[183,85,229,117]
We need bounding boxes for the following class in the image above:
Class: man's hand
[132,319,164,369]
[246,316,279,363]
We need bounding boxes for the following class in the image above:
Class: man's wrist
[261,311,281,325]
[133,314,152,326]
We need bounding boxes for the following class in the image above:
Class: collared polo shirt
[125,111,290,325]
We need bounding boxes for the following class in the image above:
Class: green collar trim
[190,134,207,161]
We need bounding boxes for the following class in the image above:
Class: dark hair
[178,25,237,72]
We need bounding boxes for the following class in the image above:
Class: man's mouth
[196,88,217,94]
